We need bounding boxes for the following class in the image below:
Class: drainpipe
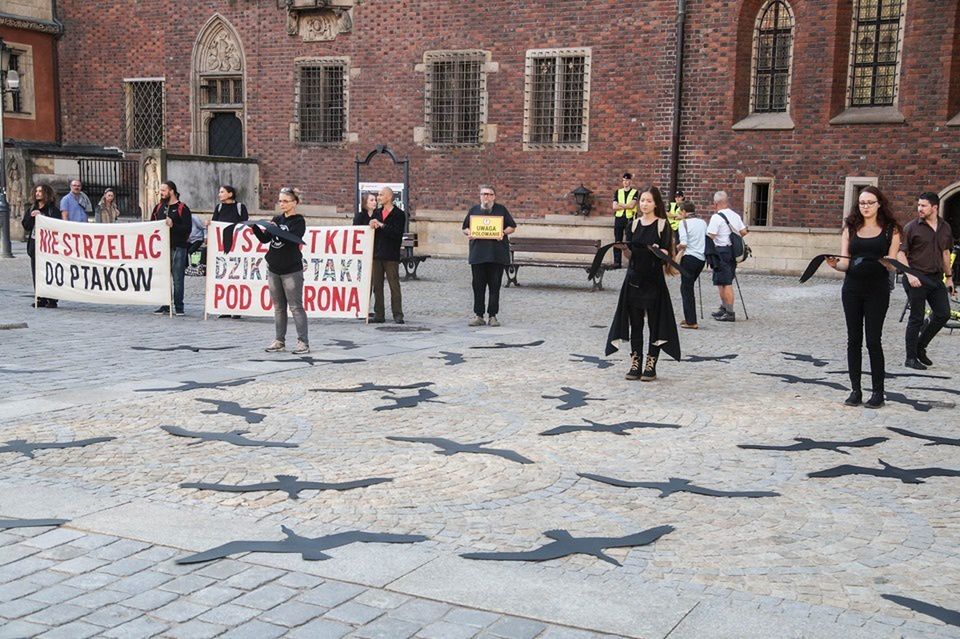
[52,0,64,145]
[667,0,687,199]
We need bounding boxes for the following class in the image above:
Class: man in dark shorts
[706,191,748,322]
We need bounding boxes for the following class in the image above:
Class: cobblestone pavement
[1,242,959,638]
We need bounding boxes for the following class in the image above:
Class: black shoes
[153,306,170,315]
[917,348,933,367]
[625,352,642,380]
[864,391,884,409]
[640,355,658,382]
[710,307,726,319]
[369,317,385,324]
[395,318,405,324]
[715,311,736,322]
[844,391,863,406]
[903,358,927,370]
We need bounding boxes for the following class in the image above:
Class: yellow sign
[469,215,504,240]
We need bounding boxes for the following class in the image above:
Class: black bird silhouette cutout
[589,324,607,329]
[161,426,298,448]
[541,387,607,410]
[751,372,848,391]
[0,437,116,459]
[887,427,960,447]
[781,352,830,367]
[386,436,534,464]
[311,382,434,394]
[180,474,392,500]
[569,354,614,369]
[249,356,366,366]
[683,354,738,364]
[461,527,674,566]
[0,519,69,529]
[882,391,954,412]
[539,419,680,437]
[430,351,467,366]
[807,458,960,484]
[373,389,445,411]
[138,378,256,392]
[325,339,361,350]
[470,340,545,350]
[738,436,888,455]
[826,369,950,380]
[579,473,780,498]
[131,345,239,353]
[0,366,57,374]
[177,526,428,564]
[196,398,272,424]
[882,594,960,628]
[221,220,305,254]
[799,254,938,286]
[906,385,960,397]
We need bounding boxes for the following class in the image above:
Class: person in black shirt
[826,186,902,408]
[211,185,249,224]
[253,188,308,354]
[364,187,406,324]
[461,184,516,326]
[22,184,60,308]
[149,181,192,316]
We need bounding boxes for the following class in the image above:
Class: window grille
[424,52,485,146]
[752,1,793,113]
[297,62,346,144]
[849,0,904,107]
[752,182,771,226]
[201,77,243,107]
[524,49,590,149]
[3,51,24,113]
[125,80,164,150]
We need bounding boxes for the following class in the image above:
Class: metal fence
[78,158,141,219]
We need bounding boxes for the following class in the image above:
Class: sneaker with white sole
[265,340,285,353]
[468,315,485,327]
[291,340,310,355]
[487,316,500,327]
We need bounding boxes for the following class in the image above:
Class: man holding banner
[462,184,516,327]
[150,181,192,316]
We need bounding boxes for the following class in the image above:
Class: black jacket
[151,201,193,248]
[252,214,306,275]
[22,201,61,244]
[212,202,250,224]
[364,206,405,262]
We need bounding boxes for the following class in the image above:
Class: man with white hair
[706,191,748,322]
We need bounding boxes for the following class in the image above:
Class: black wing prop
[0,437,116,459]
[881,594,960,627]
[579,473,779,498]
[222,220,305,254]
[738,436,888,455]
[386,436,533,465]
[588,243,691,281]
[799,254,938,287]
[461,527,674,566]
[181,474,392,500]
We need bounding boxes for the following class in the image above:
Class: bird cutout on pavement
[325,339,361,350]
[905,385,960,397]
[0,437,116,459]
[578,474,780,498]
[461,527,674,566]
[249,356,366,366]
[311,382,434,394]
[569,354,615,370]
[589,324,607,329]
[882,391,954,412]
[373,388,445,411]
[825,369,951,380]
[807,458,960,484]
[160,426,298,448]
[780,352,830,367]
[541,387,607,410]
[799,254,938,287]
[180,474,393,500]
[131,345,239,353]
[430,351,467,366]
[137,378,257,392]
[882,594,960,628]
[0,519,69,529]
[887,427,960,447]
[539,419,681,437]
[470,340,545,350]
[751,372,848,391]
[177,526,428,564]
[737,436,888,455]
[195,398,272,424]
[0,366,57,374]
[386,436,534,465]
[682,354,738,364]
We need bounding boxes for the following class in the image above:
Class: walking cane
[697,276,703,320]
[733,274,748,319]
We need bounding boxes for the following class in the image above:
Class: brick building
[42,0,960,237]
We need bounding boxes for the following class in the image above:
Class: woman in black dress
[826,186,902,408]
[22,184,61,308]
[607,185,681,381]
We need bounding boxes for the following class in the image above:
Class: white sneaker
[487,316,501,327]
[291,340,310,355]
[468,315,485,327]
[265,340,285,353]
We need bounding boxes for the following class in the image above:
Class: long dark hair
[34,183,55,206]
[844,186,902,236]
[640,185,677,275]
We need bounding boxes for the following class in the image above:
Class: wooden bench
[400,233,428,280]
[507,237,608,290]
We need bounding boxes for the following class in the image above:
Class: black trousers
[904,278,951,358]
[841,284,889,393]
[27,240,57,306]
[472,263,505,317]
[613,217,632,267]
[372,259,403,320]
[679,255,705,324]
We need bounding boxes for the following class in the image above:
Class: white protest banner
[204,222,374,319]
[34,217,172,306]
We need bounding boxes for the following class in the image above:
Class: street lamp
[572,184,593,217]
[0,37,21,259]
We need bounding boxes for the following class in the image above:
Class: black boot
[917,347,933,367]
[844,390,862,406]
[864,388,884,409]
[625,352,642,380]
[640,354,658,381]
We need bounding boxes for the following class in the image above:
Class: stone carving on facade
[6,158,25,222]
[202,30,242,73]
[283,1,356,41]
[142,156,160,215]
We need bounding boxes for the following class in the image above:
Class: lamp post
[572,184,593,217]
[0,37,21,259]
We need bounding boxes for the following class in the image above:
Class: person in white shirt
[706,191,748,322]
[676,201,707,328]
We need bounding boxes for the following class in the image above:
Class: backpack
[718,212,751,263]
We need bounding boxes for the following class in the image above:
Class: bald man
[367,187,406,323]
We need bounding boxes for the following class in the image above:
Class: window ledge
[732,112,795,130]
[947,113,960,127]
[829,106,905,125]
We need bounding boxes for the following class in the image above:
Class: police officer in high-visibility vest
[612,172,638,268]
[667,189,685,238]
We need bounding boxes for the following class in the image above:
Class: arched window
[848,0,905,107]
[751,0,794,114]
[191,15,246,156]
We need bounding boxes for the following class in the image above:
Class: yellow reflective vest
[615,188,638,219]
[667,202,682,231]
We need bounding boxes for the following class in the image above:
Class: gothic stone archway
[192,15,246,157]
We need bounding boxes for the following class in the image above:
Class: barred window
[849,0,905,107]
[752,1,794,113]
[524,49,591,150]
[424,52,486,146]
[125,80,164,150]
[297,61,347,144]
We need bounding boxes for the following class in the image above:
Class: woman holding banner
[22,184,61,309]
[253,187,309,354]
